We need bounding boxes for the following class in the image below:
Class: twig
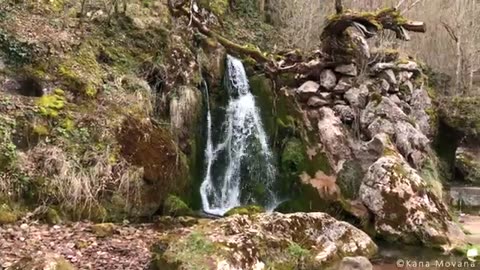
[401,0,423,14]
[395,0,407,10]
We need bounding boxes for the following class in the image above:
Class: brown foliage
[300,171,340,200]
[117,116,188,196]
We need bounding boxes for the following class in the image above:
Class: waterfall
[200,55,278,216]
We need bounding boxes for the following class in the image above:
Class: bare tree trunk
[455,37,462,95]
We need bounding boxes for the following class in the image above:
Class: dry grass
[27,145,143,216]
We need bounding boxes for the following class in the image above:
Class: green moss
[36,91,66,118]
[44,207,62,225]
[0,29,32,65]
[32,124,49,136]
[224,205,264,216]
[281,138,307,174]
[49,0,65,12]
[336,161,364,200]
[440,97,480,138]
[92,223,115,237]
[198,0,229,17]
[163,195,193,217]
[370,92,383,106]
[156,232,219,270]
[0,204,17,224]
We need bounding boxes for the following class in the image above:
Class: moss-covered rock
[455,147,480,185]
[43,207,62,225]
[224,205,264,216]
[360,152,465,249]
[439,97,480,139]
[91,223,116,238]
[163,194,194,217]
[152,212,377,269]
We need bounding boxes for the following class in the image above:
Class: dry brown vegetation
[268,0,480,95]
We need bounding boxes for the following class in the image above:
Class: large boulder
[11,253,75,270]
[360,151,465,249]
[152,212,377,270]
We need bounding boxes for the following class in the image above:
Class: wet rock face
[360,152,465,249]
[153,212,377,270]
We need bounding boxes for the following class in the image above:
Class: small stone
[296,81,320,100]
[339,256,373,270]
[317,91,333,100]
[398,61,420,72]
[333,77,353,93]
[382,69,397,85]
[371,62,396,73]
[345,85,369,108]
[398,71,414,83]
[333,105,355,123]
[20,223,29,231]
[335,64,358,76]
[379,79,390,94]
[320,69,337,90]
[307,96,330,107]
[401,80,414,93]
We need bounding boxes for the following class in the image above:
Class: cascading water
[200,55,279,216]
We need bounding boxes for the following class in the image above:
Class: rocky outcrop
[152,212,377,270]
[288,58,461,249]
[360,149,465,249]
[455,146,480,185]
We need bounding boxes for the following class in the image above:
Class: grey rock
[320,69,337,90]
[333,105,355,123]
[333,77,353,93]
[398,61,420,73]
[297,81,320,100]
[317,107,353,172]
[335,64,358,76]
[382,69,397,85]
[450,186,480,207]
[334,99,348,106]
[345,84,369,108]
[360,153,466,249]
[410,88,433,136]
[339,256,373,270]
[379,79,390,93]
[157,212,377,269]
[307,96,330,107]
[371,62,396,73]
[398,71,414,83]
[361,97,430,168]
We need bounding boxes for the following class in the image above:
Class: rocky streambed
[1,212,478,270]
